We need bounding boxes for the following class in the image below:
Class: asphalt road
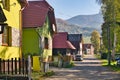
[45,55,120,80]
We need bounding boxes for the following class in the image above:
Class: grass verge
[95,54,120,72]
[63,61,75,68]
[101,59,120,72]
[32,71,55,80]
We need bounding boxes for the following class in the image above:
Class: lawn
[101,59,120,72]
[32,71,55,80]
[95,54,120,72]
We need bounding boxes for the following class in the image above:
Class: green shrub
[63,61,74,68]
[43,71,55,77]
[101,53,107,59]
[53,62,58,67]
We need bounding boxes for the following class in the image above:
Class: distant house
[53,32,75,55]
[68,34,83,55]
[22,0,57,60]
[83,44,94,55]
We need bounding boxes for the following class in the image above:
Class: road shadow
[84,57,98,60]
[75,61,101,64]
[47,55,120,80]
[50,65,120,80]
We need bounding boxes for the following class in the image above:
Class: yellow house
[0,0,27,59]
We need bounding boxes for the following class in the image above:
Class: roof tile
[53,32,75,49]
[22,1,55,28]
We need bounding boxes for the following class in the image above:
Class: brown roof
[22,1,56,28]
[68,34,82,42]
[20,0,28,8]
[53,32,76,49]
[68,34,82,49]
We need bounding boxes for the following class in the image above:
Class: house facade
[0,0,27,59]
[83,44,94,55]
[53,32,75,56]
[22,1,57,60]
[68,34,83,55]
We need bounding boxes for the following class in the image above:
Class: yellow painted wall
[0,0,21,59]
[0,0,21,29]
[0,46,20,60]
[43,49,52,58]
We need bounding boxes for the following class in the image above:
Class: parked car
[74,55,83,61]
[115,54,120,66]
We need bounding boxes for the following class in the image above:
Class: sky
[28,0,101,20]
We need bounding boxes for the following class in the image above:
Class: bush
[53,62,58,67]
[43,71,55,77]
[63,61,74,68]
[101,53,107,59]
[32,71,55,79]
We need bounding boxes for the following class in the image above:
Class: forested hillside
[56,13,103,37]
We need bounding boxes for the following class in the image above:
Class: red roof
[83,44,92,49]
[53,32,76,49]
[66,41,76,49]
[22,1,56,28]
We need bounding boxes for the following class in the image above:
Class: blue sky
[28,0,101,20]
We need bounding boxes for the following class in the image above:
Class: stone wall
[12,28,20,47]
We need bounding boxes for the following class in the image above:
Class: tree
[91,30,100,54]
[96,0,120,53]
[96,0,120,65]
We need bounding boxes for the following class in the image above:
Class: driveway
[45,55,120,80]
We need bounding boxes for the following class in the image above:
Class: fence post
[19,58,21,74]
[3,60,5,74]
[28,55,31,80]
[22,58,24,74]
[25,59,28,74]
[11,58,13,75]
[8,59,9,74]
[15,58,17,74]
[0,58,1,74]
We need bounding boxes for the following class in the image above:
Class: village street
[44,55,120,80]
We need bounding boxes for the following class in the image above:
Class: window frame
[44,37,48,49]
[2,0,10,11]
[2,25,11,46]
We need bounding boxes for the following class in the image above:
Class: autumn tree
[91,30,100,54]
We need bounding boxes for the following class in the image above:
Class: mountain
[56,13,104,36]
[67,13,103,29]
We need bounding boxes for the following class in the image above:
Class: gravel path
[44,55,120,80]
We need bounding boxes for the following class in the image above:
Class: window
[2,0,10,11]
[44,37,48,49]
[2,25,11,46]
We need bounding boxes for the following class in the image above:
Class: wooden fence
[0,56,31,80]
